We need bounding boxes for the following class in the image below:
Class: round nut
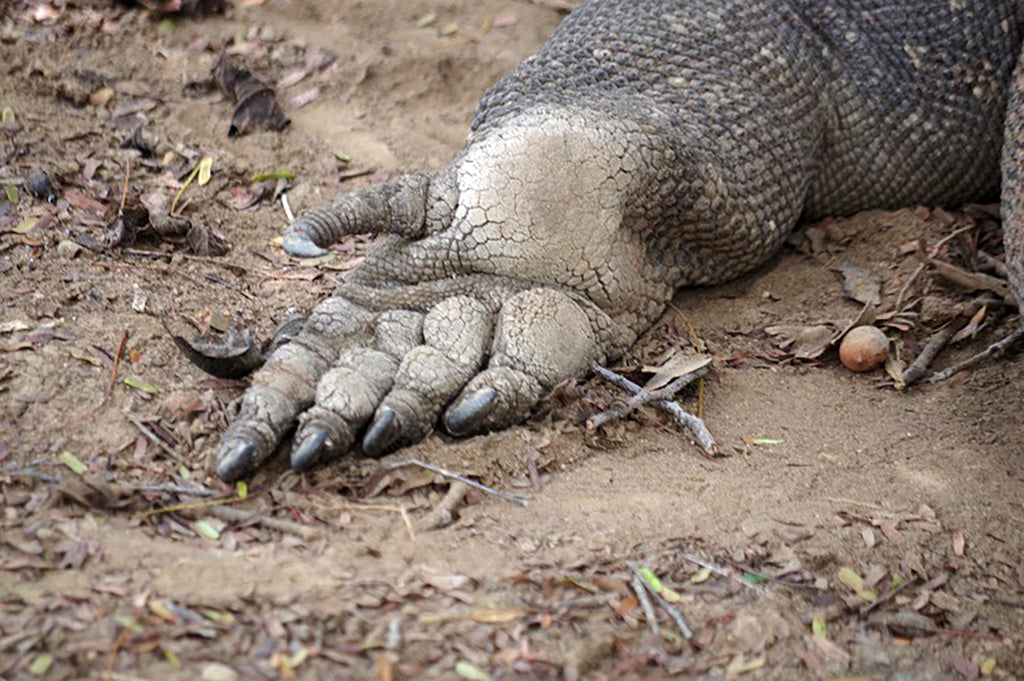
[839,325,888,372]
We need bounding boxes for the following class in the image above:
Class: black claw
[363,406,399,458]
[282,231,328,258]
[444,387,499,436]
[291,428,329,471]
[215,439,256,482]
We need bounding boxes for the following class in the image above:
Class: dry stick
[976,251,1009,278]
[208,504,321,541]
[922,256,1014,304]
[117,158,131,217]
[630,573,659,635]
[385,458,530,506]
[123,412,188,466]
[894,263,925,312]
[591,365,717,455]
[923,325,1024,384]
[628,562,693,639]
[681,554,772,599]
[900,318,969,386]
[589,364,710,428]
[138,482,219,497]
[417,481,469,531]
[108,330,129,395]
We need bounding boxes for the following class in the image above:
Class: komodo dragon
[212,0,1024,482]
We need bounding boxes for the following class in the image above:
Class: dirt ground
[2,1,1023,679]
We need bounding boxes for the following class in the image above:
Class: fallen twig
[138,482,220,497]
[681,554,772,598]
[109,331,129,395]
[591,365,717,455]
[628,562,693,639]
[208,504,321,541]
[589,364,710,428]
[918,251,1014,305]
[417,480,469,531]
[384,458,530,506]
[923,324,1024,384]
[900,322,962,386]
[124,412,189,465]
[630,573,659,635]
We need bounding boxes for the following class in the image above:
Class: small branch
[118,158,132,217]
[628,562,693,639]
[918,252,1014,305]
[109,331,129,395]
[123,412,188,466]
[384,458,530,506]
[138,483,220,497]
[591,365,717,455]
[630,573,659,635]
[208,504,321,541]
[681,554,772,598]
[417,481,469,531]
[923,325,1024,384]
[589,364,710,428]
[900,319,967,386]
[281,193,295,222]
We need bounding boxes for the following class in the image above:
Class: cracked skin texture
[214,0,1024,481]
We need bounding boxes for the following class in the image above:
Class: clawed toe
[443,387,499,436]
[290,428,330,470]
[215,439,257,482]
[363,406,400,457]
[282,231,328,258]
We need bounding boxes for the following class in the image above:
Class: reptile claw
[444,387,499,436]
[282,231,328,258]
[363,406,399,457]
[216,439,257,482]
[290,428,329,470]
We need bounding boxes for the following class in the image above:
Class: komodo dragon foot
[214,112,685,481]
[207,0,1023,481]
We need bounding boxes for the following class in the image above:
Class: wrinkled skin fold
[213,0,1024,481]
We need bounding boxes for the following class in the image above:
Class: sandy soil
[1,1,1023,679]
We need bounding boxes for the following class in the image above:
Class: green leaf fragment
[236,481,248,500]
[114,614,144,633]
[333,152,351,164]
[28,653,53,676]
[195,520,221,540]
[811,613,827,638]
[251,170,294,182]
[742,572,767,584]
[691,566,713,583]
[14,217,39,234]
[197,156,214,186]
[1,107,13,122]
[123,376,159,394]
[639,566,663,592]
[58,450,88,475]
[454,661,491,681]
[749,438,784,446]
[158,18,175,35]
[4,185,17,203]
[162,646,181,667]
[287,647,309,667]
[838,566,877,602]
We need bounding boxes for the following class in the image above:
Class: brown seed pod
[839,325,888,372]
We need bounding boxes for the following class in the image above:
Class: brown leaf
[765,324,835,359]
[952,531,965,557]
[834,259,882,306]
[214,53,290,138]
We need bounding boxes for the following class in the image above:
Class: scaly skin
[214,0,1023,481]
